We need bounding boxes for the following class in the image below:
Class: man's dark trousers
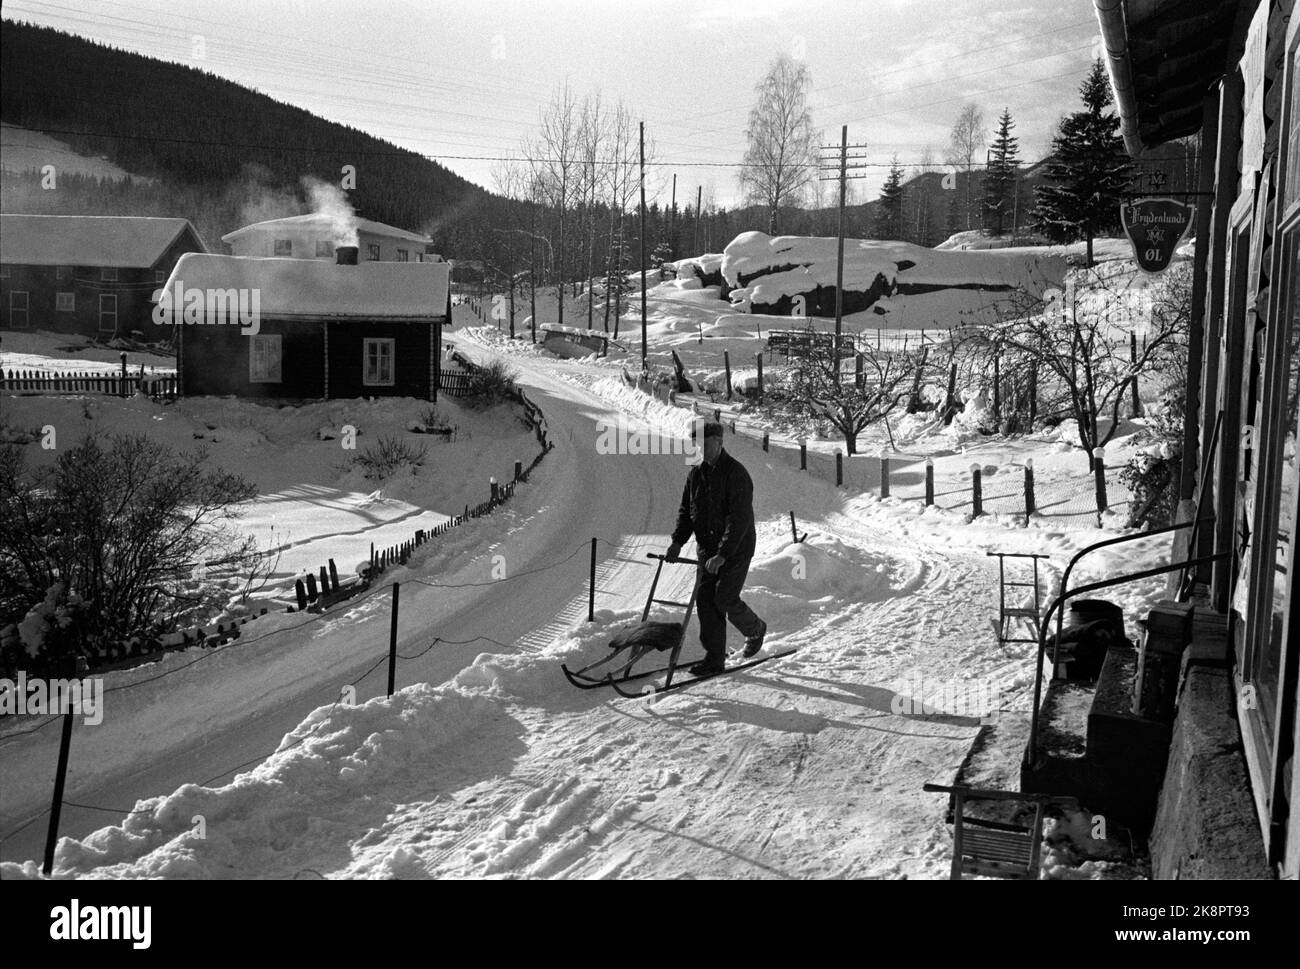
[696,556,763,664]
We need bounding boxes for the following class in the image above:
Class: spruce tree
[873,158,906,241]
[982,108,1020,237]
[1031,59,1135,266]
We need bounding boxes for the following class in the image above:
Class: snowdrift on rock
[720,232,1066,317]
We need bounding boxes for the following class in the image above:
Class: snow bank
[1,684,501,879]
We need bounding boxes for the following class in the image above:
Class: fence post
[925,458,935,506]
[119,351,128,397]
[971,463,983,517]
[514,460,523,482]
[490,477,499,503]
[855,353,864,390]
[762,432,769,452]
[43,655,84,876]
[714,408,721,423]
[724,350,733,400]
[836,450,843,487]
[589,537,598,622]
[879,450,891,499]
[800,439,807,471]
[319,565,330,597]
[1093,447,1108,512]
[387,582,400,696]
[329,559,339,592]
[1129,332,1140,418]
[1024,457,1036,517]
[755,352,763,401]
[295,578,308,610]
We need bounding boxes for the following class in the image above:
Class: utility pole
[817,126,869,371]
[670,173,677,260]
[694,184,702,255]
[639,120,647,370]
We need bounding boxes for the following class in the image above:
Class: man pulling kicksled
[665,420,768,676]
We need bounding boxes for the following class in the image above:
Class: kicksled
[561,552,794,697]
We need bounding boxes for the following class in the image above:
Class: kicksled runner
[561,552,794,696]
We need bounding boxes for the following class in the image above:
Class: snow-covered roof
[160,253,449,321]
[222,214,432,245]
[0,214,206,268]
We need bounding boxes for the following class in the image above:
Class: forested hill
[0,21,502,253]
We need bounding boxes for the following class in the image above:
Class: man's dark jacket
[671,448,756,562]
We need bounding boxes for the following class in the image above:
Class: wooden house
[166,247,450,400]
[0,214,208,340]
[1090,0,1298,878]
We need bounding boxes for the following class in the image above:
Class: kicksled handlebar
[647,552,700,566]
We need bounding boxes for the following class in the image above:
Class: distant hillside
[0,21,502,255]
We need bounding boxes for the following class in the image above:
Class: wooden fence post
[925,458,935,506]
[879,450,891,498]
[1129,332,1141,418]
[800,439,807,471]
[1024,458,1036,518]
[1093,447,1108,512]
[836,450,843,487]
[387,582,400,696]
[589,537,597,622]
[329,559,339,592]
[755,352,763,401]
[762,432,769,452]
[724,350,733,400]
[971,463,983,517]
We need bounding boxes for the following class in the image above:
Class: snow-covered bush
[0,434,261,672]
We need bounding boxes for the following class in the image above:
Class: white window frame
[396,248,409,262]
[9,291,30,328]
[248,334,283,383]
[98,293,116,334]
[274,239,293,257]
[363,338,395,387]
[100,267,118,282]
[56,292,75,312]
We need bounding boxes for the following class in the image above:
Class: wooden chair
[923,783,1075,880]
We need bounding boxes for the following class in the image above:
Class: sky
[1,0,1105,206]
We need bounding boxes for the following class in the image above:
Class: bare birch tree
[740,54,818,235]
[946,103,985,232]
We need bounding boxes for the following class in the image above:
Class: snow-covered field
[0,243,1179,878]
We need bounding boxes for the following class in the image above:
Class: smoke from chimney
[302,175,359,249]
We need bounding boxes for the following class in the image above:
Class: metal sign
[1120,197,1196,274]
